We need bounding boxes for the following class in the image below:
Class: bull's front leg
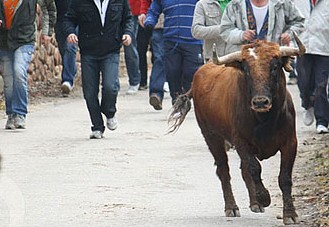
[279,141,299,225]
[235,143,270,213]
[202,131,240,217]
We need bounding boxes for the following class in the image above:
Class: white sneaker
[287,77,297,85]
[303,107,314,126]
[163,82,170,92]
[14,114,26,129]
[5,114,16,130]
[90,130,103,139]
[316,125,329,134]
[61,81,73,96]
[107,116,118,130]
[126,84,139,95]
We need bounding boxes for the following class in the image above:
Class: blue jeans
[149,29,165,100]
[0,50,14,115]
[12,45,34,116]
[55,24,77,86]
[124,16,141,86]
[164,41,203,104]
[81,53,120,132]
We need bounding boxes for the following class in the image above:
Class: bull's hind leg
[236,144,270,213]
[202,131,240,217]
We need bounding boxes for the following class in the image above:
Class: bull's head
[213,32,305,112]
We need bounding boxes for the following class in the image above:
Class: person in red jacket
[137,0,152,91]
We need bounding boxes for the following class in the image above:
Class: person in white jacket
[296,0,329,134]
[218,0,305,55]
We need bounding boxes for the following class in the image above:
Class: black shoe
[139,84,148,90]
[149,94,162,110]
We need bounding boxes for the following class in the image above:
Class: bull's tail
[168,89,193,133]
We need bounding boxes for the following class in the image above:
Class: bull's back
[192,63,241,138]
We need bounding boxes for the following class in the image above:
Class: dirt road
[0,81,324,227]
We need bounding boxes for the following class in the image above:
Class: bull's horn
[279,31,306,57]
[212,43,241,65]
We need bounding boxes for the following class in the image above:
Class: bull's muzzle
[251,96,272,112]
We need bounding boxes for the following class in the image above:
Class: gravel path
[0,81,322,227]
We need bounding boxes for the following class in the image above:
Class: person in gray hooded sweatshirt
[296,0,329,134]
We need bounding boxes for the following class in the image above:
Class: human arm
[122,0,134,45]
[38,0,56,36]
[218,3,248,45]
[38,0,57,46]
[191,2,222,40]
[63,0,79,44]
[140,0,151,15]
[281,0,305,46]
[143,0,162,29]
[139,0,151,27]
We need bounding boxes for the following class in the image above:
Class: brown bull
[168,33,305,225]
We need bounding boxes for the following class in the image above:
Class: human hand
[0,20,2,27]
[40,34,51,48]
[280,33,291,46]
[122,34,131,46]
[67,33,78,44]
[138,14,146,27]
[243,30,255,41]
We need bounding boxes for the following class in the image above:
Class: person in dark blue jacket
[64,0,134,139]
[55,0,78,96]
[144,0,203,105]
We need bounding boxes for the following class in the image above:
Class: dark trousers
[137,25,152,87]
[297,54,329,127]
[81,53,120,132]
[149,29,165,100]
[164,41,203,104]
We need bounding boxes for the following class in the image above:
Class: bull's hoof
[256,186,271,207]
[225,208,241,217]
[283,216,300,225]
[250,204,265,213]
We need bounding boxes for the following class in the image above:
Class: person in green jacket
[0,0,56,130]
[192,0,231,61]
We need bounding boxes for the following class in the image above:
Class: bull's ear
[282,56,294,72]
[226,61,243,69]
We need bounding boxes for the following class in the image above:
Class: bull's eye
[270,59,281,74]
[271,62,279,71]
[242,62,250,76]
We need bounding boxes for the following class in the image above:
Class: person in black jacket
[64,0,134,139]
[0,0,56,130]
